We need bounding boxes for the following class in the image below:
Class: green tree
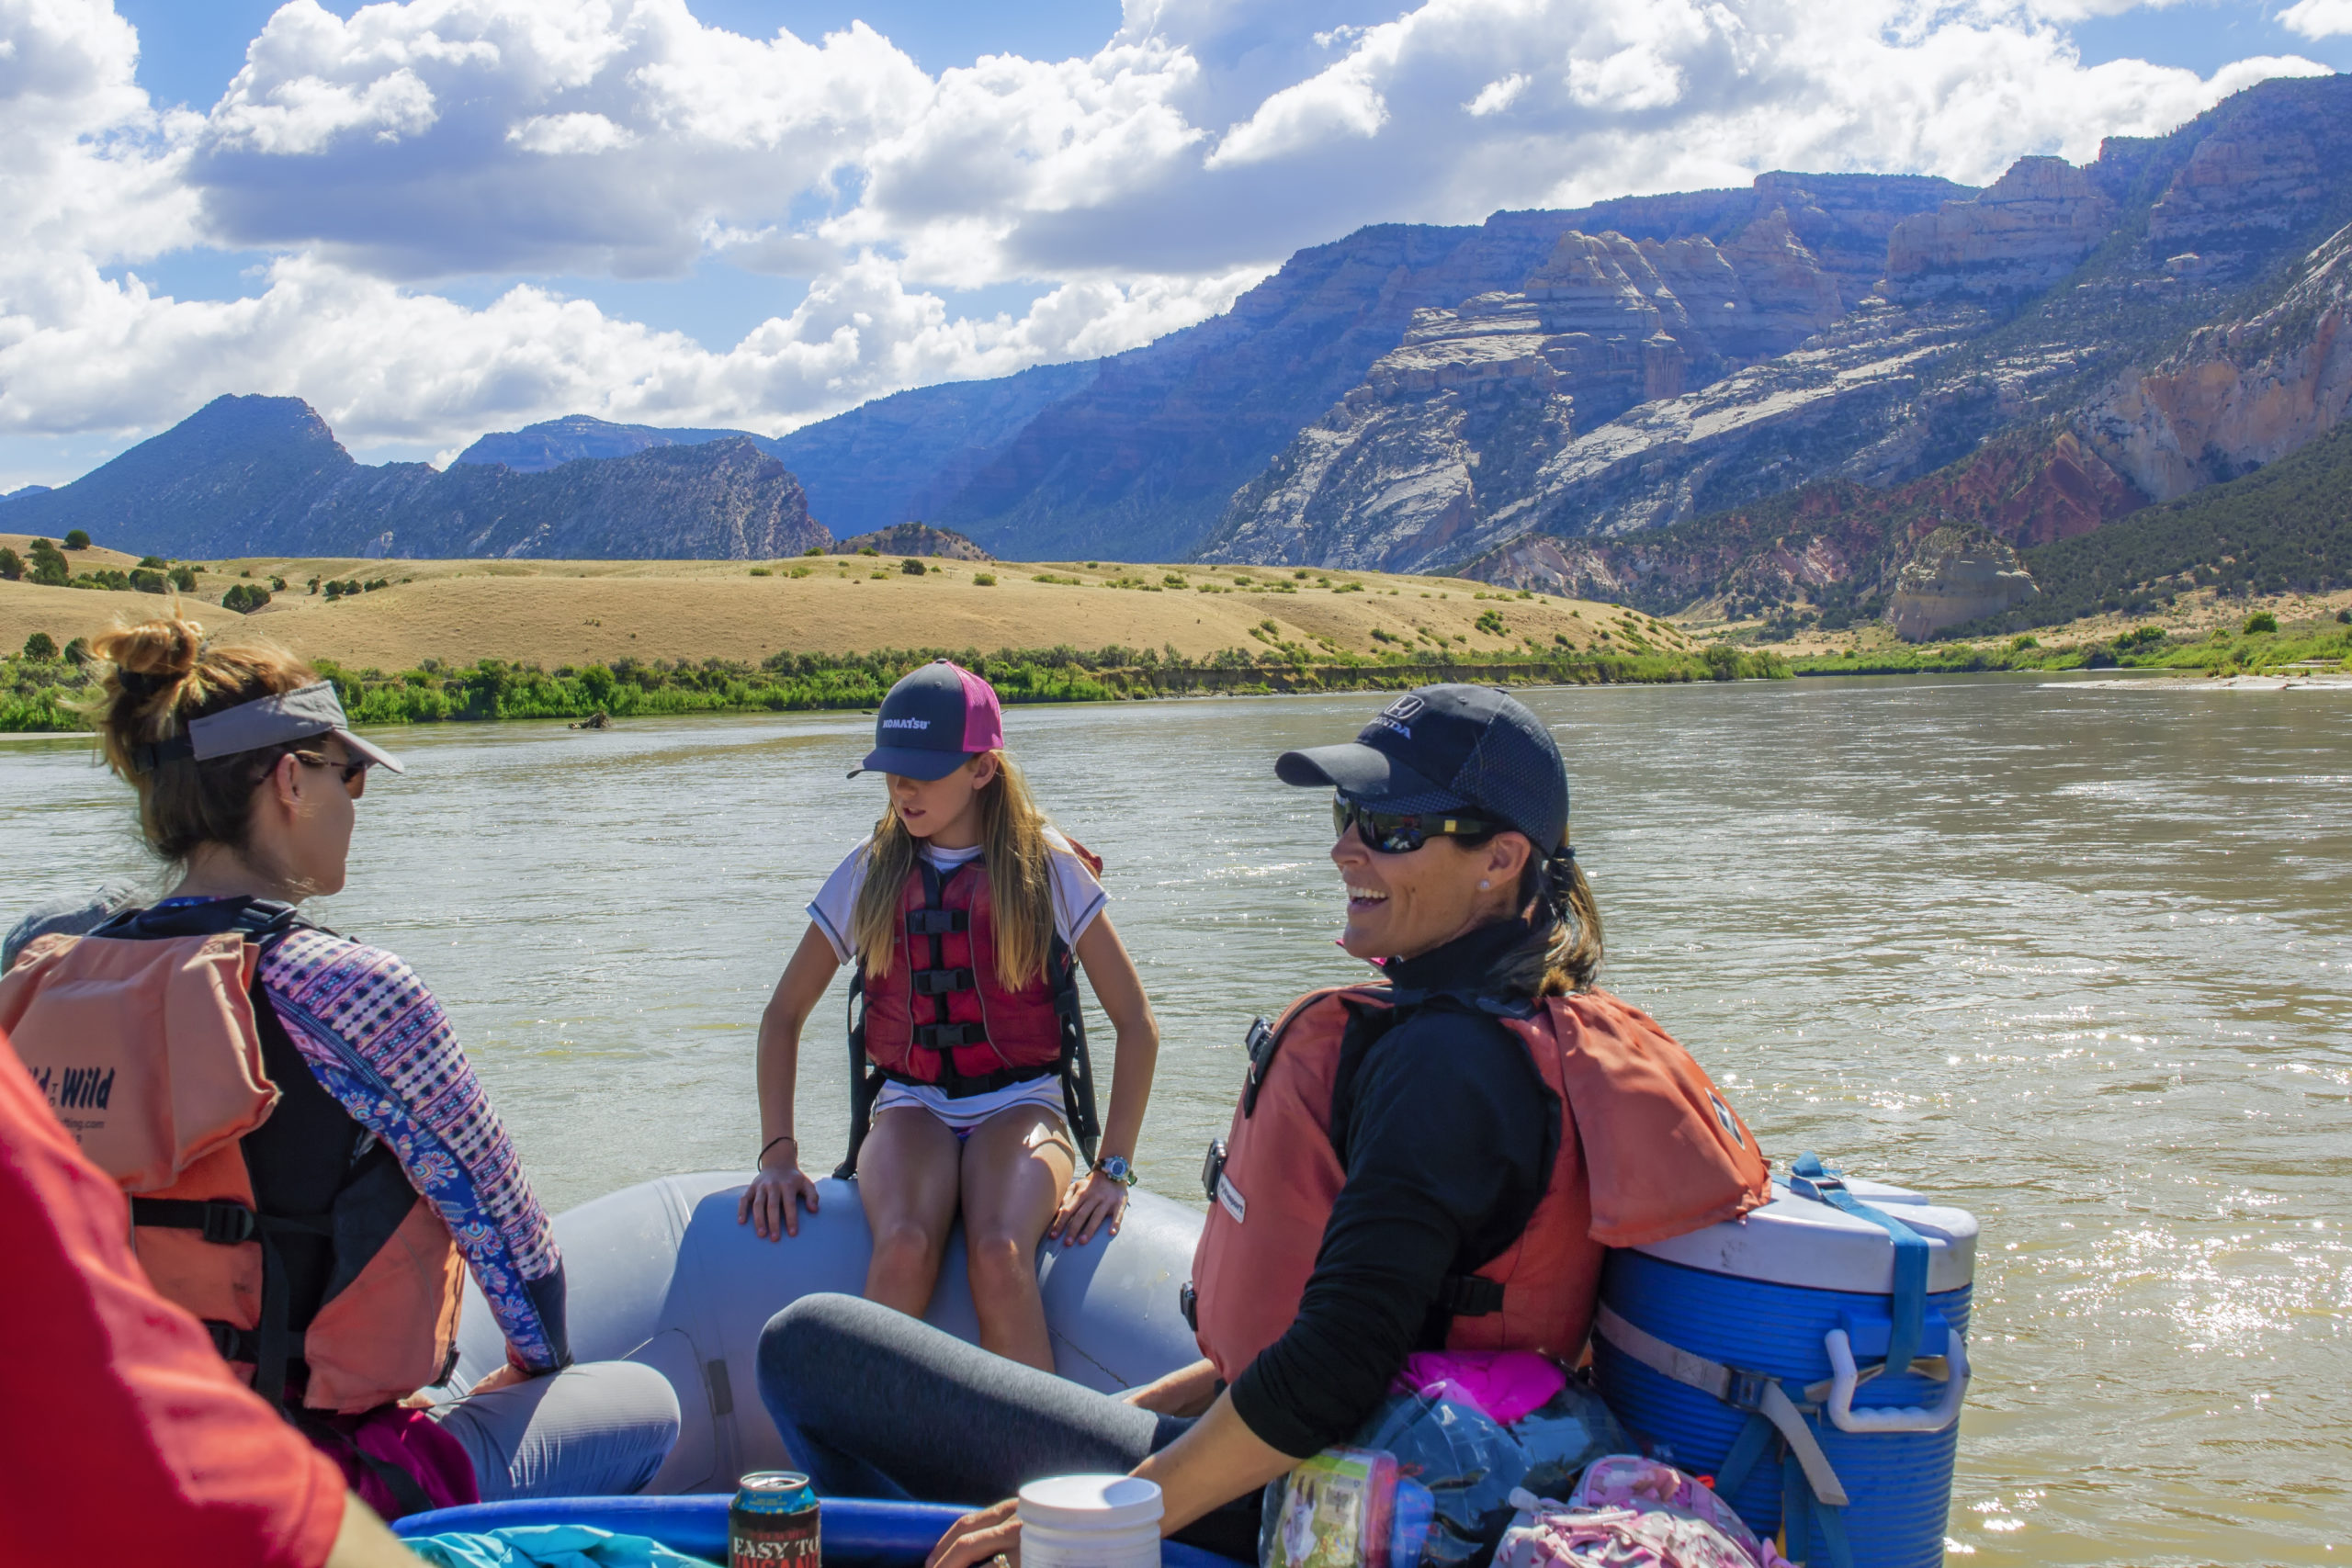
[0,547,21,581]
[222,582,272,613]
[1702,644,1741,681]
[900,558,926,575]
[2245,610,2279,634]
[62,637,89,664]
[138,555,166,569]
[27,539,70,586]
[169,564,198,592]
[22,632,57,660]
[62,530,90,550]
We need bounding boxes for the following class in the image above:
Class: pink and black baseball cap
[851,659,1005,780]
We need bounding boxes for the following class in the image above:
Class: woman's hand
[925,1497,1020,1568]
[1047,1167,1129,1247]
[740,1159,821,1240]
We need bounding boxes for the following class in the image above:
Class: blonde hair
[85,613,320,865]
[849,751,1058,990]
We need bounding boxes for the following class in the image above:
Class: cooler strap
[1787,1151,1930,1376]
[1594,1304,1849,1508]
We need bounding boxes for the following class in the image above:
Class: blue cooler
[1591,1154,1976,1568]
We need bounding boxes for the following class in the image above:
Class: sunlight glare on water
[3,673,2346,1565]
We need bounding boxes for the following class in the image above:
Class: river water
[4,675,2346,1564]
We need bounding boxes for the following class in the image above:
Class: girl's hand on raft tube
[741,1159,821,1240]
[1048,1168,1128,1247]
[926,1497,1020,1568]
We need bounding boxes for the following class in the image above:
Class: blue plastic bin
[1592,1170,1977,1568]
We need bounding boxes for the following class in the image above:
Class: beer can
[731,1471,820,1566]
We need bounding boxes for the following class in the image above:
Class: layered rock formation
[1884,525,2040,639]
[1884,157,2112,300]
[1202,209,1868,570]
[2083,219,2352,502]
[10,397,829,560]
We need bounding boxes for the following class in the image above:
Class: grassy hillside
[0,546,1782,733]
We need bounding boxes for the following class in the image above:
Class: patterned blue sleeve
[258,930,571,1371]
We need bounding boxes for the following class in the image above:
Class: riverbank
[0,639,1796,733]
[1784,615,2352,679]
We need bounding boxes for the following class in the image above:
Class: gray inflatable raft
[445,1175,1208,1495]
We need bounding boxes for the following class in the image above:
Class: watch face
[1099,1156,1130,1179]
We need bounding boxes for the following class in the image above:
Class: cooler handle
[1824,1327,1970,1434]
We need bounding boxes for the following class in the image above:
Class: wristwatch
[1093,1155,1138,1188]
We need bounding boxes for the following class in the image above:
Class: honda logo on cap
[1374,694,1424,738]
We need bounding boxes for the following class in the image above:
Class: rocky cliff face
[1884,157,2113,301]
[2082,219,2352,502]
[1207,73,2352,635]
[1884,525,2040,639]
[12,403,828,560]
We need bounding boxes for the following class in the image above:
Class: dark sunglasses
[291,750,370,790]
[1333,795,1498,854]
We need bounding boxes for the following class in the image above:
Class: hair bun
[94,616,205,681]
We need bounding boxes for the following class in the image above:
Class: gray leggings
[430,1359,682,1502]
[758,1293,1261,1561]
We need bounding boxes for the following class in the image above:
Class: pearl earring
[1478,879,1490,889]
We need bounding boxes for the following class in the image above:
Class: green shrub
[222,582,272,613]
[2114,625,2165,649]
[749,567,772,576]
[2339,608,2350,624]
[0,547,20,581]
[805,547,823,556]
[62,530,89,550]
[900,558,926,575]
[22,632,57,660]
[129,568,167,593]
[2245,610,2278,634]
[1702,644,1741,681]
[62,637,88,665]
[138,555,166,570]
[169,564,198,592]
[973,572,997,586]
[859,547,880,557]
[1475,609,1508,636]
[2010,634,2039,650]
[27,539,69,587]
[788,565,811,579]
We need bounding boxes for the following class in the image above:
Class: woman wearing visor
[758,683,1766,1564]
[0,615,678,1516]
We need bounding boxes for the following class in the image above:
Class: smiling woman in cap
[0,614,679,1514]
[760,682,1768,1568]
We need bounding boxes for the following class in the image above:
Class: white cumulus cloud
[0,0,2337,479]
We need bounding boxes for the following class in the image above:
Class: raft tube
[441,1173,1207,1495]
[390,1495,1245,1565]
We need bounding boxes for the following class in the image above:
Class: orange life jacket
[1187,985,1770,1384]
[0,901,464,1415]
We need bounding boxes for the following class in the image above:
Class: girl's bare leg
[856,1107,965,1316]
[957,1105,1076,1371]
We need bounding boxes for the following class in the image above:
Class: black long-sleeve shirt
[1228,919,1557,1458]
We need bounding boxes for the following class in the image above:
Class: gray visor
[172,682,405,773]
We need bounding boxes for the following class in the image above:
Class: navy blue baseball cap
[851,659,1005,781]
[1276,684,1568,852]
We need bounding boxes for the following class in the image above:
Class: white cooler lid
[1633,1177,1977,1295]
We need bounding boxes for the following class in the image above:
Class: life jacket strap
[880,1063,1057,1100]
[1436,1273,1506,1317]
[912,1021,989,1052]
[205,1318,308,1369]
[905,908,969,936]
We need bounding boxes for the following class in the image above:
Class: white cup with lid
[1016,1474,1164,1568]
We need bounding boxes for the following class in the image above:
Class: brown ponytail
[86,613,321,865]
[1487,847,1603,998]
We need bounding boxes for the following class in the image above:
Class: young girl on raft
[737,659,1159,1372]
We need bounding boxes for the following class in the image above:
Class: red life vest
[0,903,464,1416]
[856,853,1085,1094]
[1187,985,1770,1385]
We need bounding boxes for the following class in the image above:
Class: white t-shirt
[808,829,1109,1132]
[806,827,1107,966]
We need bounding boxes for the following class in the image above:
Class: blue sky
[3,0,2346,490]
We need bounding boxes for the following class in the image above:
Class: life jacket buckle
[1200,1138,1227,1201]
[1179,1281,1198,1332]
[910,966,976,997]
[905,909,968,936]
[198,1200,258,1247]
[1240,1017,1276,1114]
